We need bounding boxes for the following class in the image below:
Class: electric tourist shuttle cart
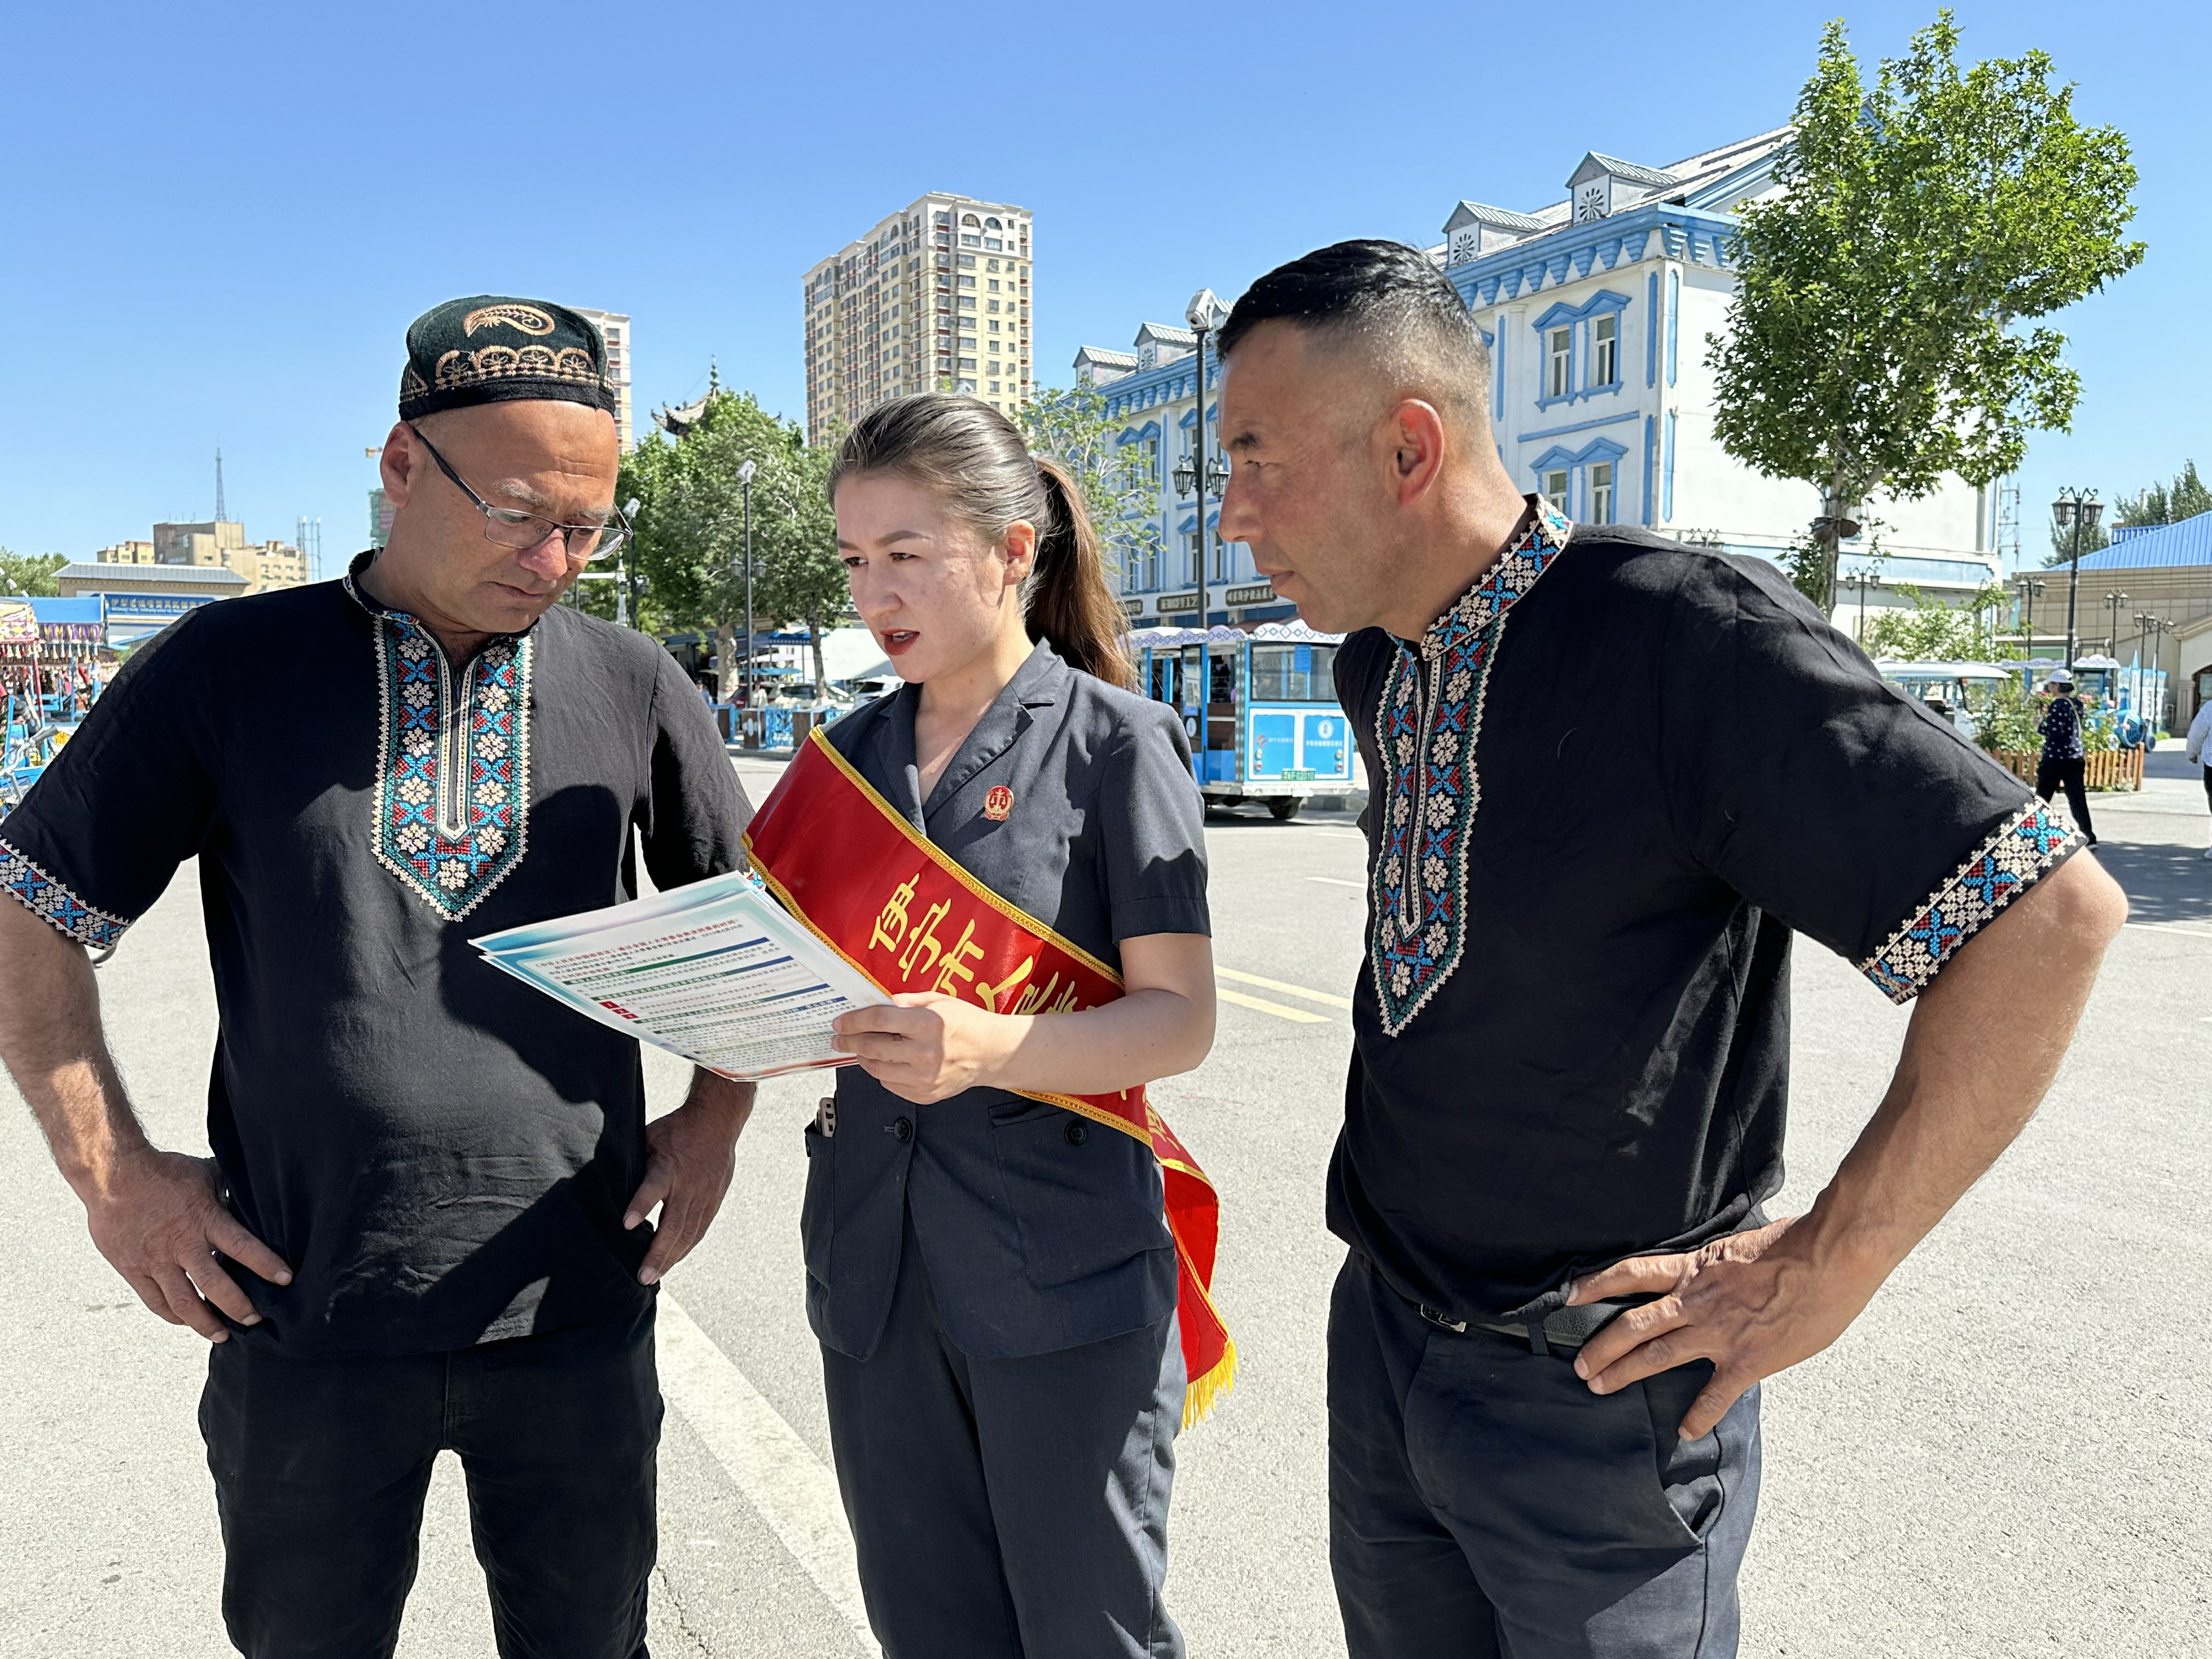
[1130,620,1355,820]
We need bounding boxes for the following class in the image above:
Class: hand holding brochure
[471,872,888,1081]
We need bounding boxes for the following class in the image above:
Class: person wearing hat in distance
[1211,240,2129,1658]
[0,297,753,1659]
[2035,672,2098,845]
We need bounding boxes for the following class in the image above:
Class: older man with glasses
[0,296,753,1659]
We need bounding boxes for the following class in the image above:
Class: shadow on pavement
[2089,835,2211,926]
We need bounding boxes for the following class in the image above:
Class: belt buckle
[1418,1304,1468,1334]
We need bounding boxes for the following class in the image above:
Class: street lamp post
[1170,289,1232,613]
[619,496,640,629]
[2050,488,2103,672]
[737,460,757,715]
[2102,590,2129,656]
[2135,612,2174,727]
[2011,574,2045,656]
[1843,569,1883,644]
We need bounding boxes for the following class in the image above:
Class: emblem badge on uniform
[983,785,1014,821]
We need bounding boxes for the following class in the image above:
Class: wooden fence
[1989,747,2144,792]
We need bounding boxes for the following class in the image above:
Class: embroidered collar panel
[343,551,537,921]
[1368,499,1571,1036]
[1412,501,1571,660]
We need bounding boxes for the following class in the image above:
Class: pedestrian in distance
[740,393,1223,1659]
[2186,695,2212,858]
[0,297,755,1659]
[1212,240,2129,1659]
[2035,671,2099,846]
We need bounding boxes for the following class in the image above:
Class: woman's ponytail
[829,394,1133,690]
[1026,457,1133,690]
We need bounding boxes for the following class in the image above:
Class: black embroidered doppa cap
[397,295,618,422]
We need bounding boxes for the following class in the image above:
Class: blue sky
[1,1,2199,573]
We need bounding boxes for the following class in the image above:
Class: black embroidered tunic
[0,556,749,1356]
[1329,504,2080,1323]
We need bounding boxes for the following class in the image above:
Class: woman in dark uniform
[811,394,1216,1658]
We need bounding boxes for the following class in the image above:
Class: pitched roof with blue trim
[2075,511,2212,569]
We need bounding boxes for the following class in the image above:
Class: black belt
[1418,1295,1654,1357]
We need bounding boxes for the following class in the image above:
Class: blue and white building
[1446,127,2000,631]
[1076,127,2005,638]
[1073,325,1273,630]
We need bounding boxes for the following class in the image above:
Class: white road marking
[1302,830,1367,840]
[1219,966,1356,1010]
[1216,985,1331,1023]
[656,1293,878,1654]
[1307,876,1363,889]
[2125,922,2212,941]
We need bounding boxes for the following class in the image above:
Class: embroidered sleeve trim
[0,838,133,950]
[1859,802,2082,1005]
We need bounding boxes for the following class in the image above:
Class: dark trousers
[1328,1252,1760,1659]
[820,1212,1185,1659]
[2035,753,2097,843]
[199,1306,662,1659]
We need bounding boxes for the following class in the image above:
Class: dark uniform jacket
[801,642,1211,1362]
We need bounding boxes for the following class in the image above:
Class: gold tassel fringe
[1181,1336,1238,1429]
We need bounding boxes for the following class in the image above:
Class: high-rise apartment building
[95,540,157,564]
[572,307,635,450]
[804,193,1032,443]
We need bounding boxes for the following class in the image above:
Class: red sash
[743,728,1234,1425]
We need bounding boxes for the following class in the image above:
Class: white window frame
[1591,313,1618,388]
[1548,328,1572,400]
[1542,470,1570,513]
[1588,461,1614,525]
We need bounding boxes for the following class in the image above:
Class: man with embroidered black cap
[0,296,752,1658]
[1213,240,2129,1658]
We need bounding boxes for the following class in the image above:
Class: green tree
[1711,12,2144,609]
[617,385,793,699]
[1019,382,1164,587]
[751,436,847,696]
[0,551,66,597]
[1974,674,2044,758]
[1859,579,2008,659]
[2119,458,2212,526]
[2042,512,2111,567]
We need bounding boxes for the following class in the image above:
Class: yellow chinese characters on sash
[742,728,1234,1425]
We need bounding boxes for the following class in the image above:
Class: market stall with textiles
[0,597,108,727]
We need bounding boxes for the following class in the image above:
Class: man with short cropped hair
[0,296,752,1658]
[1215,240,2126,1658]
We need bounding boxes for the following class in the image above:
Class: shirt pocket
[988,1101,1172,1291]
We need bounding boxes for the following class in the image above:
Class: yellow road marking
[1216,986,1331,1023]
[1218,967,1355,1010]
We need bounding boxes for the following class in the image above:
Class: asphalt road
[1,754,2205,1658]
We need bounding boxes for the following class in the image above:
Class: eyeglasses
[408,425,630,562]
